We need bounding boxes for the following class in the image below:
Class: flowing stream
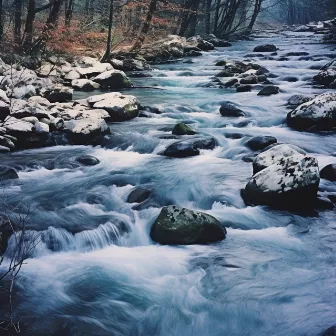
[0,29,336,335]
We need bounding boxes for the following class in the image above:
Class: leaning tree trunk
[130,0,158,53]
[247,0,262,32]
[101,0,114,61]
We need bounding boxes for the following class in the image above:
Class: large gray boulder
[150,205,226,245]
[287,93,336,131]
[63,118,110,145]
[243,145,320,209]
[87,92,140,122]
[93,70,132,89]
[252,144,306,174]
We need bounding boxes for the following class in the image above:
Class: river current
[0,29,336,335]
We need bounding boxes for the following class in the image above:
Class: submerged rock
[76,155,100,166]
[253,44,277,52]
[172,122,196,135]
[0,166,19,180]
[150,205,226,245]
[320,163,336,181]
[287,92,336,131]
[162,136,216,157]
[127,187,151,203]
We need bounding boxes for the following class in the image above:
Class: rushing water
[0,29,336,335]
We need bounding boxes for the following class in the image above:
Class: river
[0,29,336,335]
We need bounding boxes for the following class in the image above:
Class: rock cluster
[140,34,231,63]
[0,91,140,150]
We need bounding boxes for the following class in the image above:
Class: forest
[0,0,335,58]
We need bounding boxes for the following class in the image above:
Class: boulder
[93,70,132,89]
[0,166,19,180]
[150,205,226,245]
[0,145,10,153]
[172,122,196,135]
[236,85,252,92]
[127,187,151,203]
[224,78,238,87]
[252,144,306,174]
[240,75,258,85]
[246,136,277,151]
[313,68,336,88]
[243,155,320,209]
[320,163,336,181]
[215,60,226,66]
[65,70,81,81]
[162,136,216,158]
[43,86,73,103]
[63,118,110,145]
[219,102,245,117]
[258,85,280,96]
[253,44,277,52]
[0,101,10,121]
[287,95,313,107]
[76,155,100,166]
[321,326,336,336]
[72,79,100,91]
[287,93,336,131]
[186,36,215,51]
[88,92,140,122]
[76,62,113,78]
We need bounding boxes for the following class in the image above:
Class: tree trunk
[130,0,157,53]
[205,0,212,34]
[33,0,64,51]
[22,0,36,50]
[248,0,262,32]
[65,0,74,26]
[14,0,22,46]
[0,0,3,42]
[101,0,114,62]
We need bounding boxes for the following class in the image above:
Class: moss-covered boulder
[172,122,196,135]
[150,205,226,245]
